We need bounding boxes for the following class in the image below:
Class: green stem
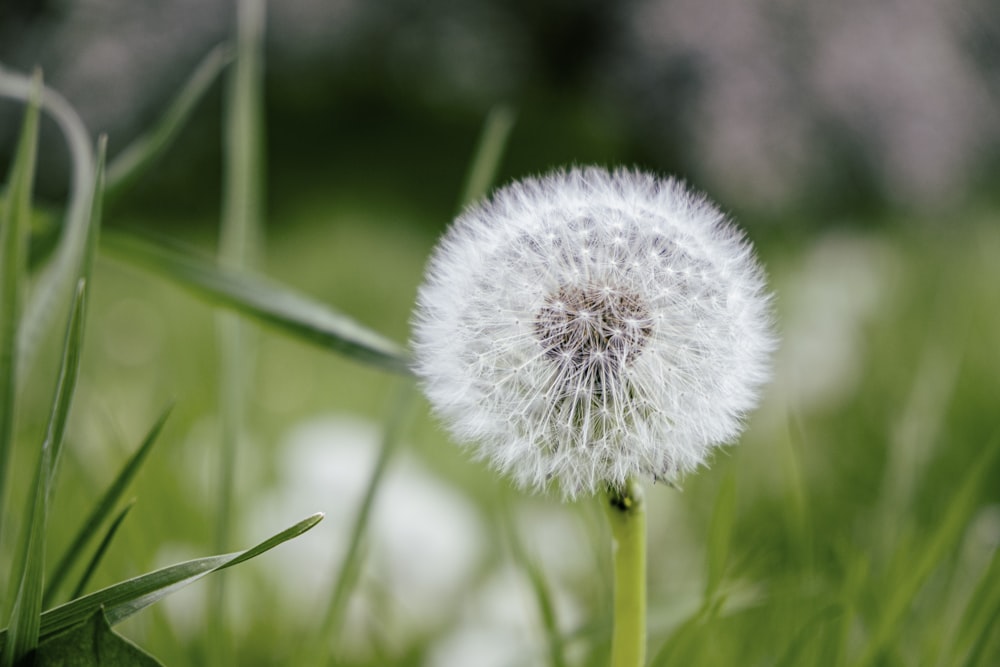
[604,478,647,667]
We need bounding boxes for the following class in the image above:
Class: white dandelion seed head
[412,166,776,499]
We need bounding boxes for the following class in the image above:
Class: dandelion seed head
[412,167,776,499]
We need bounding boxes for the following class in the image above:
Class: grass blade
[0,65,96,380]
[704,472,737,605]
[101,231,411,373]
[307,384,414,662]
[35,608,164,666]
[0,68,42,539]
[947,543,1000,666]
[105,44,233,199]
[44,405,173,607]
[499,502,567,667]
[458,105,516,209]
[1,279,87,666]
[0,512,324,651]
[210,0,266,661]
[70,499,136,600]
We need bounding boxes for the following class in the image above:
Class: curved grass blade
[0,64,97,381]
[44,405,172,607]
[1,279,88,667]
[0,68,42,537]
[70,500,136,601]
[0,513,324,652]
[105,44,232,200]
[101,231,411,374]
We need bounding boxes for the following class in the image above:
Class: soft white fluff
[412,167,775,498]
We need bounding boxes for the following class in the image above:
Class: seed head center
[534,284,653,376]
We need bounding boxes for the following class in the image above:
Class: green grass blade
[70,499,136,600]
[219,0,265,271]
[0,66,96,380]
[1,278,87,666]
[855,433,1000,667]
[35,608,164,666]
[44,405,172,607]
[81,136,106,294]
[309,384,414,662]
[773,605,841,667]
[101,231,411,373]
[649,474,737,667]
[105,44,232,199]
[499,502,567,667]
[0,68,42,539]
[105,512,324,628]
[648,600,716,667]
[0,512,324,651]
[947,543,1000,666]
[704,472,737,605]
[458,105,516,209]
[210,0,266,661]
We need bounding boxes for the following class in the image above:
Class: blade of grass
[44,405,173,607]
[101,231,411,373]
[704,472,737,606]
[946,542,1000,666]
[105,44,232,199]
[70,499,136,600]
[0,512,324,651]
[832,545,869,667]
[783,413,810,564]
[458,105,516,208]
[80,136,106,307]
[306,383,414,663]
[5,131,104,593]
[35,607,163,666]
[210,0,265,662]
[0,68,42,541]
[1,279,87,666]
[498,502,567,667]
[649,598,721,667]
[0,65,96,380]
[773,605,842,667]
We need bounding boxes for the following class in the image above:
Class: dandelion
[414,166,775,667]
[413,166,775,499]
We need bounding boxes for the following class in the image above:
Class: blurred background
[4,0,1000,220]
[2,0,1000,665]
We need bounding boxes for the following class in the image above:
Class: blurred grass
[24,200,990,665]
[0,67,40,544]
[210,1,265,660]
[5,43,999,664]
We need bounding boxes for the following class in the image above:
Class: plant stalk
[604,478,647,667]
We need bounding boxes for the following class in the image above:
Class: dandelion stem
[604,478,647,667]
